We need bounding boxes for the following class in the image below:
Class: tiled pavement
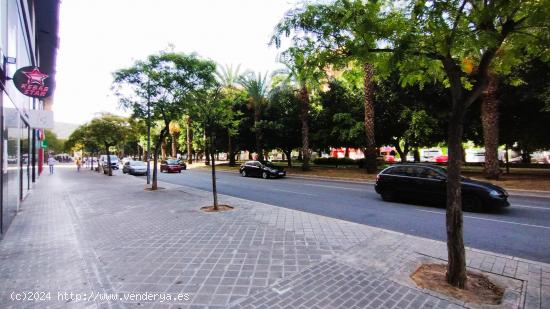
[0,168,548,308]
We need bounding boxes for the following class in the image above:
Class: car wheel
[381,190,395,202]
[262,171,269,179]
[241,170,247,177]
[462,195,482,212]
[178,170,181,173]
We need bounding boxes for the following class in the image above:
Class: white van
[465,149,506,163]
[420,148,443,162]
[99,155,119,172]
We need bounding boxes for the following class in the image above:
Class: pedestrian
[48,156,56,174]
[76,157,82,172]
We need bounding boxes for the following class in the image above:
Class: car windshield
[109,155,118,160]
[130,161,146,166]
[166,160,179,164]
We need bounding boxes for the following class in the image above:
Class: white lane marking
[416,209,550,230]
[300,183,365,191]
[512,204,550,211]
[271,188,316,196]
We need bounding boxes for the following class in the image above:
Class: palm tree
[239,71,270,161]
[169,121,181,158]
[184,115,193,164]
[274,48,321,171]
[481,72,501,179]
[216,64,241,166]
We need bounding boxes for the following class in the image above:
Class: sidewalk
[0,168,548,308]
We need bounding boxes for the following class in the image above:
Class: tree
[396,0,549,287]
[273,48,323,171]
[113,51,217,190]
[264,84,302,167]
[216,64,242,166]
[272,0,398,173]
[189,87,238,210]
[169,121,180,158]
[44,129,65,154]
[65,123,100,171]
[372,71,448,161]
[239,72,270,161]
[500,56,550,160]
[314,80,365,154]
[85,114,129,176]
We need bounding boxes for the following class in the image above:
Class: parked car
[121,157,133,166]
[374,164,509,211]
[420,148,443,162]
[99,155,119,172]
[160,159,182,173]
[177,159,187,170]
[433,155,448,163]
[239,161,286,179]
[122,160,147,176]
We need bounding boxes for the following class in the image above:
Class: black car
[239,161,286,179]
[374,164,509,211]
[178,160,187,170]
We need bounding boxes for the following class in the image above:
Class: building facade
[0,0,59,236]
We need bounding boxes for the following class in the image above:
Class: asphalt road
[145,168,550,263]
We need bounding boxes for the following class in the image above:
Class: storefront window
[2,94,20,234]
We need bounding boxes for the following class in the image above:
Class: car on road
[160,159,182,173]
[122,160,148,176]
[177,159,187,170]
[239,161,286,179]
[374,164,509,211]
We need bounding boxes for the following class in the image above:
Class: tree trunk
[254,105,263,162]
[344,147,350,158]
[446,107,467,288]
[442,56,468,288]
[363,62,377,173]
[228,133,236,166]
[205,131,210,165]
[414,148,420,162]
[152,127,167,190]
[505,147,510,174]
[105,145,113,176]
[395,142,408,163]
[187,117,193,165]
[299,85,311,171]
[209,132,218,211]
[91,152,94,171]
[481,73,501,179]
[171,133,178,158]
[284,150,292,167]
[161,141,167,160]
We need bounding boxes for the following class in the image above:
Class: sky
[54,0,298,125]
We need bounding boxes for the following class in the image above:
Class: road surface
[139,168,550,263]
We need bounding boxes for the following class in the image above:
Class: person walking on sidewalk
[76,157,82,172]
[48,156,56,174]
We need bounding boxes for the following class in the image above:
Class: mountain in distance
[52,122,79,139]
